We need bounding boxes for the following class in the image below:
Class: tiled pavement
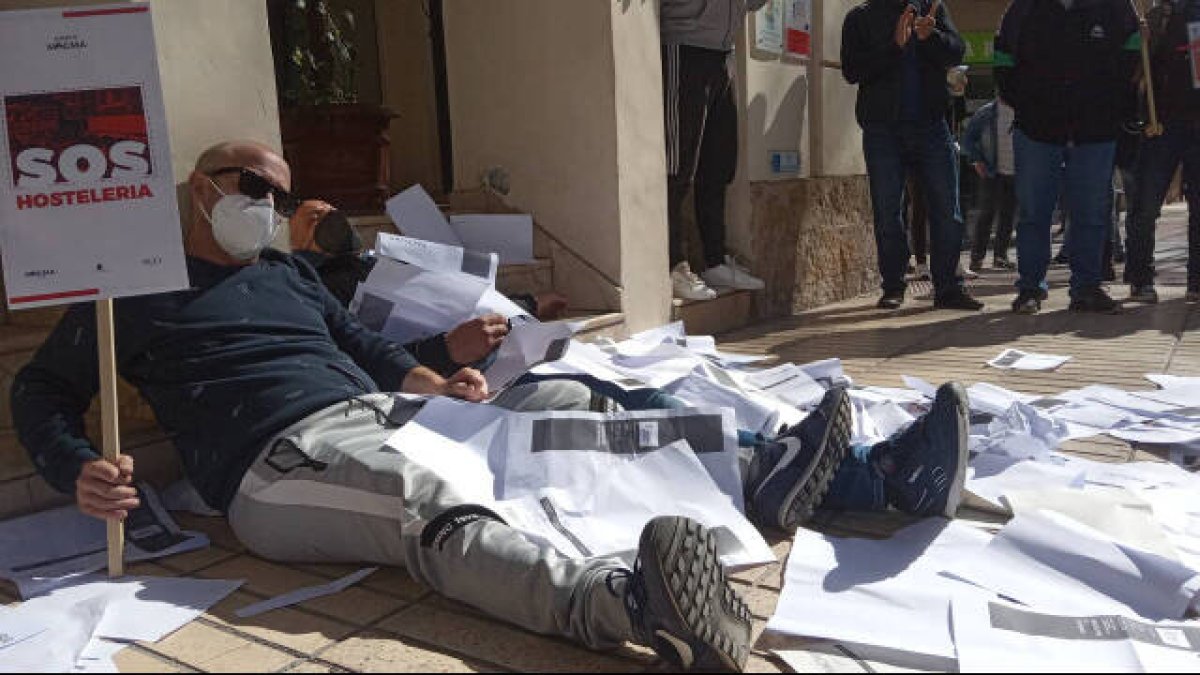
[2,205,1196,672]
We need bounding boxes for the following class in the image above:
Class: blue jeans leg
[1063,141,1116,293]
[821,444,888,511]
[910,119,966,294]
[1013,130,1064,293]
[863,124,911,294]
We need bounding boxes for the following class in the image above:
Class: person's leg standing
[913,119,977,307]
[863,123,911,307]
[995,174,1017,264]
[694,56,737,273]
[1126,124,1184,294]
[1062,140,1117,308]
[971,174,1000,266]
[1012,129,1064,310]
[1183,121,1200,296]
[910,173,930,268]
[663,44,710,271]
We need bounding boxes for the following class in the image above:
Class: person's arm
[841,5,904,85]
[914,2,965,68]
[993,0,1027,110]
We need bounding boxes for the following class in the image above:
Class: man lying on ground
[11,140,971,672]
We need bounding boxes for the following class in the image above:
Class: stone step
[671,289,756,337]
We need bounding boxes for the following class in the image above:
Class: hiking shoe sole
[637,516,752,672]
[938,383,971,519]
[776,389,852,532]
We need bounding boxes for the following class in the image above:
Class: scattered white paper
[385,185,462,246]
[0,502,209,599]
[71,639,126,674]
[746,363,826,408]
[1108,420,1200,446]
[375,232,498,283]
[966,382,1037,417]
[901,375,938,399]
[350,256,489,344]
[1137,375,1200,409]
[987,348,1072,371]
[235,567,377,619]
[483,319,574,391]
[943,510,1200,620]
[952,596,1200,673]
[449,213,534,265]
[974,401,1068,460]
[1003,486,1179,561]
[475,286,534,320]
[965,454,1086,510]
[766,519,994,660]
[36,574,243,643]
[0,594,106,673]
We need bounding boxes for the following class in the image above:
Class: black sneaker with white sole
[745,387,852,532]
[623,516,752,672]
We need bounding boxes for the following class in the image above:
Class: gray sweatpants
[227,381,634,650]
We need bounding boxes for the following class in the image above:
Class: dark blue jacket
[11,250,419,511]
[962,100,1000,177]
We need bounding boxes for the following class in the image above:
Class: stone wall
[745,175,878,317]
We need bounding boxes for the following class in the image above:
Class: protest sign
[0,3,188,575]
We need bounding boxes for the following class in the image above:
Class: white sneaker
[672,262,717,301]
[701,255,766,291]
[913,263,931,281]
[960,264,979,280]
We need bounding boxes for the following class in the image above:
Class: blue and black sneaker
[873,382,969,518]
[622,516,752,672]
[745,387,852,532]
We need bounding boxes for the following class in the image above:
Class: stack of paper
[385,185,533,264]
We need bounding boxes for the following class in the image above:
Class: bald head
[193,140,289,186]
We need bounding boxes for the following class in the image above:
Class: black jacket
[1148,0,1200,124]
[841,0,965,126]
[995,0,1140,144]
[12,251,420,511]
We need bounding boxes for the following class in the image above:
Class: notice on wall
[784,0,812,57]
[754,0,784,54]
[0,4,187,309]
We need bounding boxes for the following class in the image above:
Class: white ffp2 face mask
[202,181,280,261]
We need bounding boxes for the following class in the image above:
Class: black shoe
[1069,286,1121,313]
[1113,248,1126,264]
[872,383,970,518]
[1188,286,1200,303]
[992,257,1017,270]
[622,516,752,672]
[877,291,905,310]
[745,387,852,532]
[1128,284,1159,304]
[933,288,984,311]
[1011,289,1045,314]
[1103,264,1117,282]
[1051,251,1069,266]
[968,259,983,274]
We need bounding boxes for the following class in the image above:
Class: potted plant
[275,0,395,214]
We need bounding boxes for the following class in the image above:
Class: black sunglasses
[208,166,299,217]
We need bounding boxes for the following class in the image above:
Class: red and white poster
[0,4,186,309]
[784,0,812,57]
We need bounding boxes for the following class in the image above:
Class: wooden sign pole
[96,298,124,577]
[1136,0,1165,137]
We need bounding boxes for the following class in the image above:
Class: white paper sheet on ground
[386,397,509,503]
[628,321,686,344]
[351,256,489,343]
[0,503,209,599]
[375,232,498,283]
[987,348,1072,371]
[952,596,1200,673]
[668,370,782,436]
[1108,420,1200,446]
[475,286,534,320]
[484,320,574,391]
[0,594,106,673]
[385,185,462,246]
[943,510,1200,620]
[1058,455,1200,492]
[1133,487,1200,571]
[71,639,125,674]
[850,398,915,447]
[495,440,772,568]
[901,375,938,398]
[501,407,745,512]
[849,386,928,407]
[609,349,706,389]
[1003,486,1178,561]
[746,363,826,408]
[799,358,851,388]
[766,519,994,660]
[974,402,1067,460]
[965,454,1086,510]
[37,574,243,643]
[966,382,1037,417]
[449,214,534,264]
[235,567,377,619]
[530,341,649,391]
[1138,375,1200,409]
[1072,384,1185,418]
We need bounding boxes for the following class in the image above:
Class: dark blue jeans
[513,372,888,511]
[1013,130,1115,295]
[863,119,966,296]
[1125,120,1200,288]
